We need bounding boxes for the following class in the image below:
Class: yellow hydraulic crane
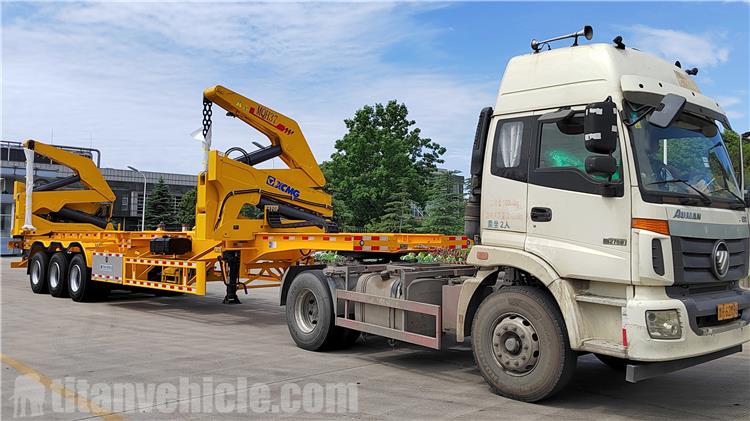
[196,85,334,242]
[9,86,470,304]
[12,140,115,236]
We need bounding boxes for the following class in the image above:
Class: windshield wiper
[646,179,712,205]
[709,186,746,206]
[705,143,746,206]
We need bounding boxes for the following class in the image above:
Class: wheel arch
[65,242,89,266]
[280,264,327,305]
[27,241,48,274]
[458,246,583,348]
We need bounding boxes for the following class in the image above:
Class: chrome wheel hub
[294,289,319,334]
[49,262,60,289]
[492,314,540,375]
[31,260,42,285]
[70,266,81,293]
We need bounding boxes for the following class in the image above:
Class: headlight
[646,310,682,339]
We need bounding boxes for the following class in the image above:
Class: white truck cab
[465,33,749,384]
[284,28,749,403]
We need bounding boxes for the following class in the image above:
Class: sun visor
[621,75,731,130]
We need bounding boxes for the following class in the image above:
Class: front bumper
[625,345,742,383]
[624,285,750,362]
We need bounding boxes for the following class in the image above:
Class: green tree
[324,100,445,229]
[144,177,178,230]
[722,129,749,184]
[240,204,261,219]
[420,170,465,235]
[366,178,420,232]
[177,188,196,228]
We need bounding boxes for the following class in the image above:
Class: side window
[531,114,623,195]
[490,118,533,182]
[497,122,524,168]
[539,118,622,181]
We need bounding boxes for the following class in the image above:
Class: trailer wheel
[48,252,69,298]
[29,252,50,294]
[68,254,98,302]
[285,270,339,351]
[471,286,576,402]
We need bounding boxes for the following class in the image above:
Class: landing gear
[222,251,241,304]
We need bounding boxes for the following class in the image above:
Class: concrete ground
[2,259,749,420]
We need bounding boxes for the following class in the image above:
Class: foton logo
[673,209,701,221]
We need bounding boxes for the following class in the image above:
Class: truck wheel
[68,254,98,302]
[286,270,338,351]
[595,354,627,371]
[48,252,69,298]
[471,286,577,402]
[29,252,49,294]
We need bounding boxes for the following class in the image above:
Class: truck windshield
[628,107,743,208]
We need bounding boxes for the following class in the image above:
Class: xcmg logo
[266,176,300,199]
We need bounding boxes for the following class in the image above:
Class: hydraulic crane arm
[203,85,326,188]
[195,86,334,240]
[27,140,115,200]
[12,140,115,236]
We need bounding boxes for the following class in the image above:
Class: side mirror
[584,101,618,154]
[585,155,617,177]
[744,191,750,208]
[648,93,686,128]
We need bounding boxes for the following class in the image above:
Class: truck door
[480,115,536,249]
[525,109,631,283]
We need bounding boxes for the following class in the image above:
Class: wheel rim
[31,260,42,286]
[294,288,319,334]
[69,265,81,293]
[491,313,540,376]
[49,262,60,289]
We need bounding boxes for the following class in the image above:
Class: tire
[285,270,339,351]
[595,354,627,371]
[28,252,49,294]
[68,254,99,302]
[48,252,69,298]
[471,286,577,402]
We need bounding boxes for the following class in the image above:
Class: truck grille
[671,236,749,285]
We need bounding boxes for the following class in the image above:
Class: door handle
[530,207,552,222]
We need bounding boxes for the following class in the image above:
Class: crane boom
[203,85,326,188]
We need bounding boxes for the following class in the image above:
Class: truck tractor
[281,27,750,402]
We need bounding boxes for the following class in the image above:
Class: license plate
[717,302,739,321]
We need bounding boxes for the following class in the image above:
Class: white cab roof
[495,43,726,123]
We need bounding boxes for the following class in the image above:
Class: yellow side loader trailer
[9,85,468,305]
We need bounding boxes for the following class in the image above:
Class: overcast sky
[2,1,748,176]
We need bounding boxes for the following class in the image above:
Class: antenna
[531,25,593,53]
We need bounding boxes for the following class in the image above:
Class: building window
[1,202,13,240]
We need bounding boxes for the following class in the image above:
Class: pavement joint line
[1,352,126,421]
